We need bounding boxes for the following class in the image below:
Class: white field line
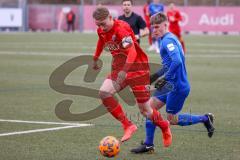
[0,51,89,56]
[187,49,240,54]
[186,54,240,58]
[0,51,240,58]
[0,42,240,48]
[1,44,240,50]
[0,119,92,127]
[0,126,81,137]
[0,119,93,137]
[0,45,96,49]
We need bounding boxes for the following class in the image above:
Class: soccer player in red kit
[143,0,152,46]
[92,7,172,147]
[167,3,186,52]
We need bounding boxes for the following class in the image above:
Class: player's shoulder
[97,27,104,35]
[114,20,132,35]
[118,15,124,20]
[133,12,143,19]
[131,12,139,17]
[149,2,154,7]
[162,33,178,49]
[115,19,131,29]
[162,33,177,42]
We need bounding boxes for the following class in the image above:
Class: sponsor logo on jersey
[167,43,175,51]
[104,41,120,52]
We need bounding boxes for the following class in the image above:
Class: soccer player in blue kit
[148,0,164,52]
[149,0,164,16]
[131,12,215,153]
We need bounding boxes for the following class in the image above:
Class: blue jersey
[156,32,190,92]
[149,2,164,16]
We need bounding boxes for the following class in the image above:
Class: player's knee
[139,107,145,116]
[99,90,112,99]
[139,107,148,117]
[167,114,178,125]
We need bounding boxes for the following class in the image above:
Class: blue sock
[177,113,208,126]
[144,118,156,146]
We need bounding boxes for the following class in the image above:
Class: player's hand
[154,77,167,90]
[93,60,100,70]
[116,71,127,85]
[150,73,159,84]
[135,35,140,40]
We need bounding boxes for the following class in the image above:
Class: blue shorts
[154,89,190,114]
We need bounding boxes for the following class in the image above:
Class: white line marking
[0,51,240,58]
[0,45,96,49]
[144,42,240,47]
[0,119,92,127]
[187,49,240,54]
[0,51,89,56]
[0,126,82,137]
[0,42,239,48]
[185,54,240,58]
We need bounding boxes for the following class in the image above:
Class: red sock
[150,108,169,130]
[102,97,132,128]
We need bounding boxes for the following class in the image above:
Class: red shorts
[107,71,150,103]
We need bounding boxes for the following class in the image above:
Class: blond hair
[150,12,168,25]
[92,7,110,20]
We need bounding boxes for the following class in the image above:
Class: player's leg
[166,90,215,137]
[147,25,153,46]
[137,99,172,147]
[129,83,171,148]
[72,22,75,31]
[148,28,158,53]
[131,97,165,153]
[127,71,171,147]
[144,96,166,145]
[99,78,136,141]
[176,33,186,53]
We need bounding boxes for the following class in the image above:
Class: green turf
[0,33,240,160]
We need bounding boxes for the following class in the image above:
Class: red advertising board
[29,5,240,33]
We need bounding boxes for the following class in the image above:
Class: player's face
[122,1,132,14]
[169,3,175,10]
[152,22,167,38]
[95,16,113,32]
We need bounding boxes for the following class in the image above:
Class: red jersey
[167,9,182,37]
[94,20,149,74]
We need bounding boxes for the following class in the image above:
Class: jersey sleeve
[175,10,183,22]
[116,26,137,71]
[137,15,147,30]
[93,31,104,61]
[163,38,182,80]
[118,15,123,20]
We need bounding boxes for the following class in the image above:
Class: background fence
[0,0,240,33]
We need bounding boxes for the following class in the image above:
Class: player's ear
[109,15,113,21]
[165,22,168,28]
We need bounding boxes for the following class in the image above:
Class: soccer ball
[99,136,120,158]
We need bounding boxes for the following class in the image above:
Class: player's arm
[163,38,182,80]
[116,34,137,84]
[154,39,181,90]
[122,36,137,72]
[138,16,149,38]
[150,67,165,84]
[93,34,104,69]
[175,10,183,22]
